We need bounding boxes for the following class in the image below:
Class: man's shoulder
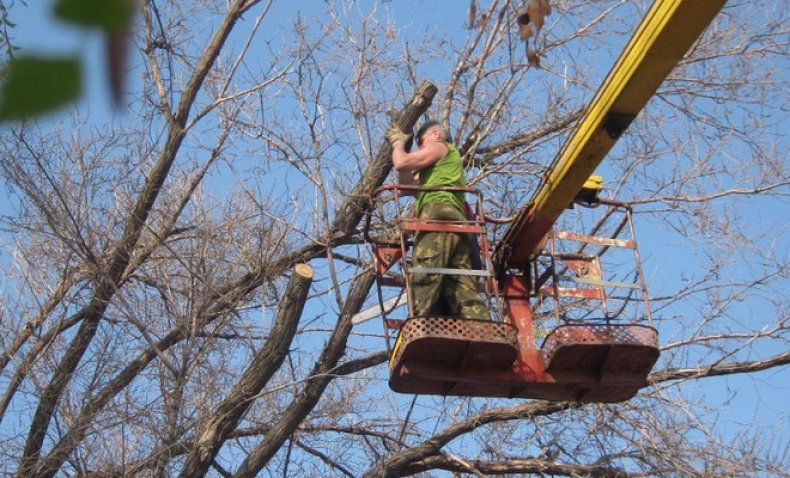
[442,142,461,162]
[431,141,450,155]
[420,141,449,167]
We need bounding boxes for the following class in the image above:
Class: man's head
[416,120,451,146]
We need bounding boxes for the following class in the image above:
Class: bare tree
[0,0,787,476]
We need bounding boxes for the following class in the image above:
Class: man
[385,120,488,320]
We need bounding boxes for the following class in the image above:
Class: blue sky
[2,0,788,470]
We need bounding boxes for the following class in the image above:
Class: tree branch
[230,82,439,477]
[650,350,790,383]
[362,352,790,477]
[178,264,313,478]
[405,454,633,477]
[232,269,376,478]
[464,109,582,168]
[17,3,264,475]
[363,401,578,478]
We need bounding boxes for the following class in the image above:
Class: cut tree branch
[232,269,377,477]
[178,264,313,478]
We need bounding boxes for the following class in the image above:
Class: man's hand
[385,126,411,147]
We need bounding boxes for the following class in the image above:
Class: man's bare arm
[391,141,447,171]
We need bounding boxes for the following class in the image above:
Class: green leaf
[0,56,81,121]
[53,0,134,34]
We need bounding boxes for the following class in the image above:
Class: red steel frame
[365,186,659,402]
[364,183,502,327]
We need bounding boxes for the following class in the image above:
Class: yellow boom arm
[496,0,726,270]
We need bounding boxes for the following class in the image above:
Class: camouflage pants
[411,202,489,320]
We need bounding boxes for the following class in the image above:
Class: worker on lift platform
[385,120,488,321]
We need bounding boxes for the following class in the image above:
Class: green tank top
[416,143,466,214]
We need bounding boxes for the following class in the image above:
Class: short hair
[416,120,451,143]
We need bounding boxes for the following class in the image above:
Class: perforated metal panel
[390,317,519,374]
[388,320,659,401]
[542,324,656,352]
[541,324,659,375]
[397,317,517,343]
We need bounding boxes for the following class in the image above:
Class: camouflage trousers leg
[411,202,489,320]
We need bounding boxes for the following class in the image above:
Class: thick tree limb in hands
[330,80,438,237]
